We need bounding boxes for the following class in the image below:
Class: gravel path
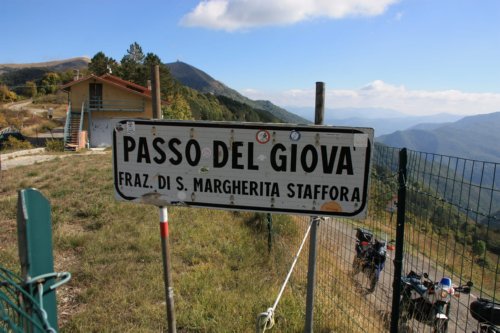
[0,148,108,171]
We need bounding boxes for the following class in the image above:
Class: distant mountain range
[287,106,464,136]
[0,57,89,75]
[377,112,500,162]
[166,61,309,124]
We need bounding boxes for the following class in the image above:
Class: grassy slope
[0,152,384,332]
[0,152,306,332]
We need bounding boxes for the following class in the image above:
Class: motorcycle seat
[470,298,500,325]
[401,276,427,295]
[407,271,422,280]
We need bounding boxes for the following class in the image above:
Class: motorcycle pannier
[356,228,373,243]
[470,298,500,325]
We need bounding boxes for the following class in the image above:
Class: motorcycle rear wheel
[434,318,448,333]
[398,295,411,329]
[364,271,377,293]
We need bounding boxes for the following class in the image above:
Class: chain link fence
[271,144,499,332]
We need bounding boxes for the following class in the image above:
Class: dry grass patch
[0,152,318,332]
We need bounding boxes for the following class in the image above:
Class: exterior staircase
[64,112,82,151]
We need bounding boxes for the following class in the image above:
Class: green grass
[0,153,314,332]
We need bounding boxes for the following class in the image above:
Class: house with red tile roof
[60,74,160,149]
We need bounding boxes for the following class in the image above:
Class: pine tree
[119,42,145,83]
[89,52,117,76]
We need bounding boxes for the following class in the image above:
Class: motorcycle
[470,297,500,333]
[399,271,472,333]
[351,228,394,293]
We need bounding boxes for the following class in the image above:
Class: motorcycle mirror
[423,273,429,279]
[467,281,473,287]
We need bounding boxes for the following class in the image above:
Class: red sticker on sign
[256,130,271,144]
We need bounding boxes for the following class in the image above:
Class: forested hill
[0,56,284,124]
[0,57,89,74]
[1,54,305,125]
[166,61,309,124]
[0,58,90,95]
[376,112,500,162]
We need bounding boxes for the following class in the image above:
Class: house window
[89,83,103,109]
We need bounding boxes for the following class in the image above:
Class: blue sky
[2,0,500,117]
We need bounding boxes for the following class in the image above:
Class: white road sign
[113,120,374,218]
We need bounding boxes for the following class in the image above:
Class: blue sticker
[290,130,301,141]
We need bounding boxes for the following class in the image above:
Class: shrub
[45,139,64,152]
[33,92,67,104]
[3,136,31,150]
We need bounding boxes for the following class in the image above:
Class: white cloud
[241,81,500,116]
[180,0,399,31]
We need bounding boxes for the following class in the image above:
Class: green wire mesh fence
[1,266,71,333]
[1,266,49,333]
[271,144,499,332]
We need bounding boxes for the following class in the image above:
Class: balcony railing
[86,99,145,112]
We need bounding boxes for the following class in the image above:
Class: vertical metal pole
[390,148,407,333]
[267,213,273,253]
[314,82,325,125]
[305,82,325,333]
[151,65,162,119]
[160,206,177,333]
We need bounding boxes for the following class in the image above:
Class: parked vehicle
[470,297,500,333]
[352,228,394,293]
[399,271,472,333]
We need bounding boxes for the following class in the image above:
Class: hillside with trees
[166,61,309,124]
[1,43,294,124]
[86,43,291,122]
[376,112,500,162]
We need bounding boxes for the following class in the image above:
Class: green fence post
[17,188,58,332]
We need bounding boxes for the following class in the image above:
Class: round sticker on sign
[126,121,136,134]
[256,130,271,144]
[289,130,301,141]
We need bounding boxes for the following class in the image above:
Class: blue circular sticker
[289,130,301,141]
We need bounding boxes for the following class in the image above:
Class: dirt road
[5,99,49,115]
[0,148,108,171]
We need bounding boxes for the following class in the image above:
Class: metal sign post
[305,82,325,333]
[159,207,176,333]
[150,69,177,332]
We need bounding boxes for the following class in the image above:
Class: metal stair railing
[63,103,71,149]
[78,101,85,148]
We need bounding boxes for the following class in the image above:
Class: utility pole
[151,65,161,119]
